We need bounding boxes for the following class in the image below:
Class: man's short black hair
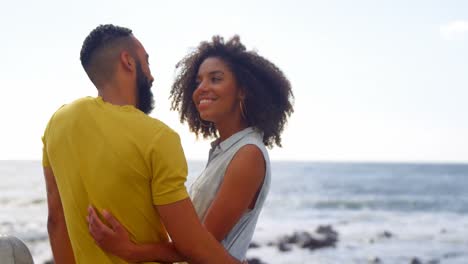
[80,24,134,86]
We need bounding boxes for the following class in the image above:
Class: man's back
[42,96,188,263]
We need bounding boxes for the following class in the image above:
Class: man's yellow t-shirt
[42,96,189,264]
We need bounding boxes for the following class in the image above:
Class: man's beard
[136,62,154,114]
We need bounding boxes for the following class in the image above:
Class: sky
[1,0,467,162]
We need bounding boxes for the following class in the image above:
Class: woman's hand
[86,206,136,262]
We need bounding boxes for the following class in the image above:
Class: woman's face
[192,57,243,124]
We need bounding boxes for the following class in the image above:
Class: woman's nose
[195,81,210,93]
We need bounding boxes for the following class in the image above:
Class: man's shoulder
[66,96,96,109]
[143,117,180,140]
[44,97,93,124]
[53,96,94,114]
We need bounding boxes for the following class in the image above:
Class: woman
[87,35,294,262]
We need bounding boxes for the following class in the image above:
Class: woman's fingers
[102,210,122,231]
[87,206,114,244]
[87,206,102,240]
[86,206,131,257]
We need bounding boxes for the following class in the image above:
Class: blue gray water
[248,162,468,264]
[269,162,468,214]
[1,161,467,263]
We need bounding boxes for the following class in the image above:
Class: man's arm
[43,167,75,264]
[150,130,242,264]
[156,199,242,264]
[85,145,264,263]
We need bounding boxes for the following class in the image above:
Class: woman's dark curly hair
[170,35,294,148]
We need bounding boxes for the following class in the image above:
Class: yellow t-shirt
[42,96,189,264]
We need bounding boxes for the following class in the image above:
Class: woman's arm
[87,207,184,263]
[202,144,266,241]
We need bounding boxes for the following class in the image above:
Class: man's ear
[120,51,135,72]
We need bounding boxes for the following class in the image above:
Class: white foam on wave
[249,208,468,263]
[2,161,468,263]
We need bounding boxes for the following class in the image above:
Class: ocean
[1,160,467,264]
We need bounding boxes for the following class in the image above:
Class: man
[42,24,243,264]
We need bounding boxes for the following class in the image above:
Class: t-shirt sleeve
[150,130,189,205]
[42,119,52,168]
[42,106,64,168]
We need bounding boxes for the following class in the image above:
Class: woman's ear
[238,87,246,100]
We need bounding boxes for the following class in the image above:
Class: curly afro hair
[170,35,294,148]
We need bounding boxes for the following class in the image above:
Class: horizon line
[1,159,467,165]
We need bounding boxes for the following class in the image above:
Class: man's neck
[97,84,136,107]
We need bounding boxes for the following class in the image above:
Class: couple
[42,24,293,264]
